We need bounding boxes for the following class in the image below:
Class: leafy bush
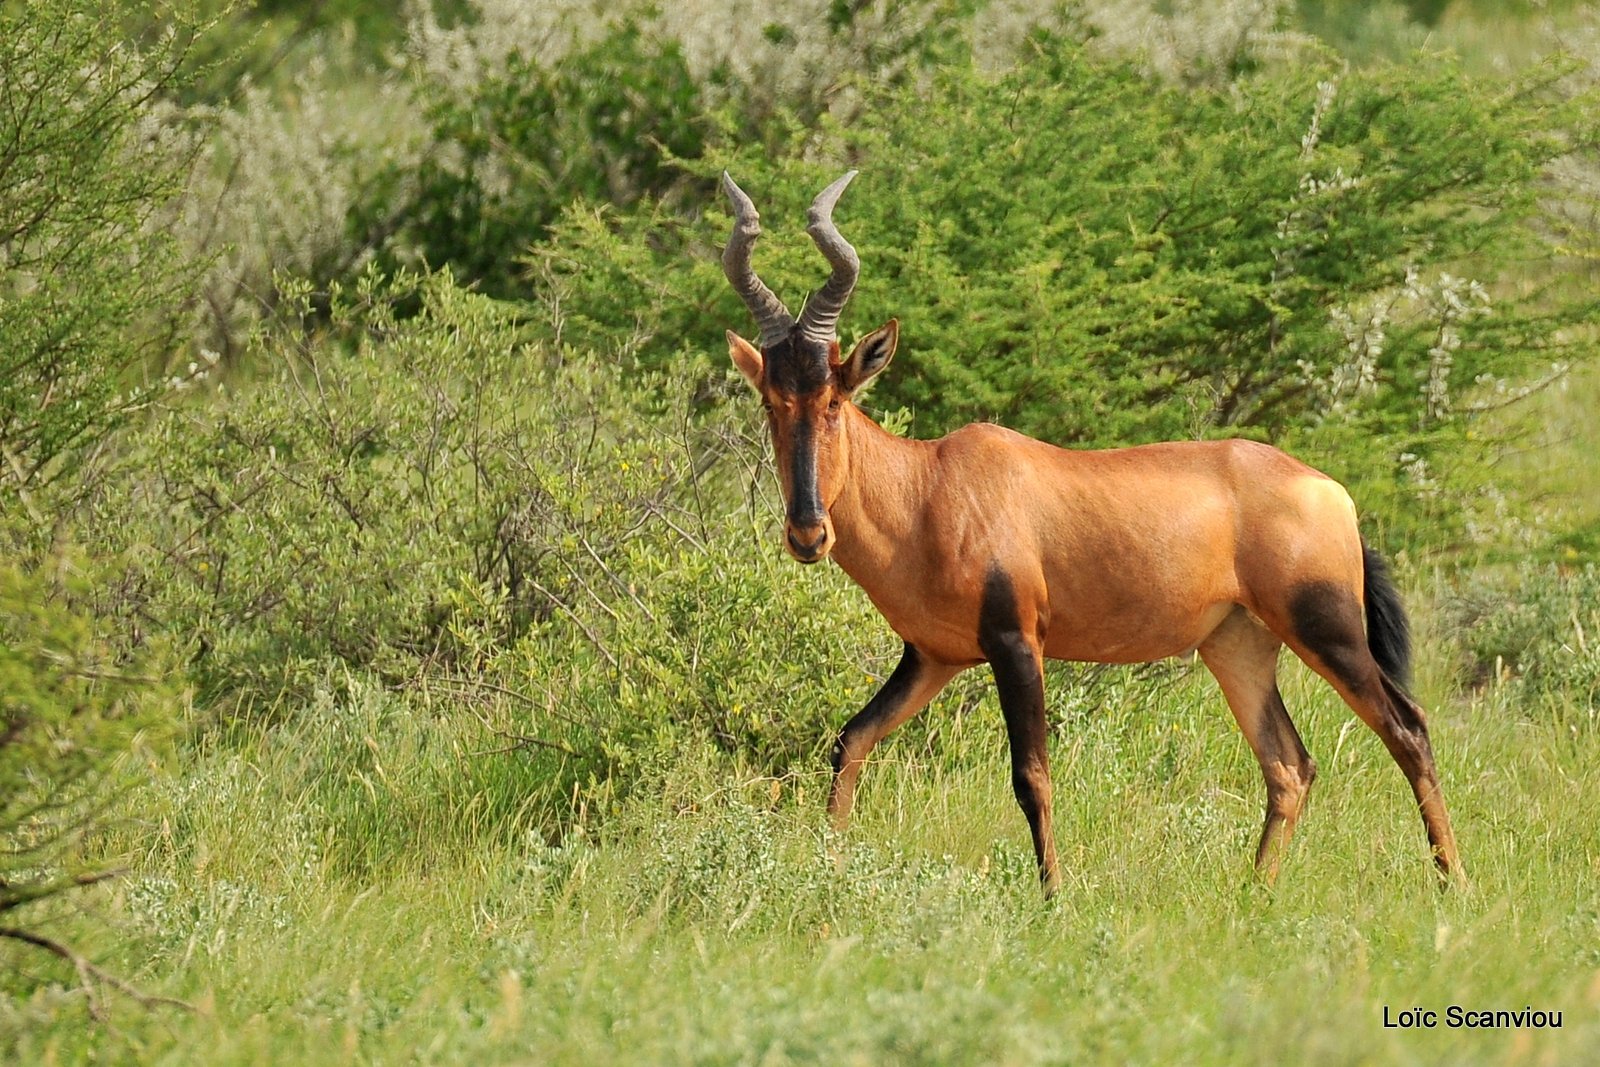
[85,270,920,793]
[0,1,205,510]
[93,271,564,697]
[371,0,984,300]
[175,62,423,361]
[533,40,1598,547]
[381,18,708,298]
[1452,563,1600,715]
[0,560,177,930]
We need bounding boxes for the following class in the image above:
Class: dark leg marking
[826,644,961,829]
[1284,580,1462,881]
[978,566,1060,896]
[830,643,924,778]
[1288,581,1374,695]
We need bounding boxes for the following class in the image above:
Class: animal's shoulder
[932,421,1040,460]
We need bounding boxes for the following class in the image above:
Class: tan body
[717,170,1461,896]
[830,415,1357,668]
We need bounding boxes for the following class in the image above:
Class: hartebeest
[720,170,1462,895]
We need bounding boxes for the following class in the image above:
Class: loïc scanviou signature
[1383,1005,1563,1029]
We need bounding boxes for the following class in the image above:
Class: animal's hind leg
[1275,584,1463,881]
[1199,608,1317,882]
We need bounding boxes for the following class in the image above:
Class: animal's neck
[828,404,934,583]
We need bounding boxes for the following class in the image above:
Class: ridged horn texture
[797,170,861,345]
[721,172,794,348]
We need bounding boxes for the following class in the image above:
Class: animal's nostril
[787,528,828,556]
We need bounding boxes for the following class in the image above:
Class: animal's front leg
[977,571,1060,897]
[826,643,960,830]
[987,637,1060,897]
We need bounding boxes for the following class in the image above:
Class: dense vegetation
[3,0,1599,1062]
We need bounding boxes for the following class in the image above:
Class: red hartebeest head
[721,171,898,564]
[718,171,1464,896]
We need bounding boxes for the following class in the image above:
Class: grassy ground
[5,625,1599,1064]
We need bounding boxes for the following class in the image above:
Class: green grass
[5,649,1598,1064]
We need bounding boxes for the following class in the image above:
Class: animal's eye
[827,397,842,413]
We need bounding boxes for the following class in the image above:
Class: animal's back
[928,428,1356,663]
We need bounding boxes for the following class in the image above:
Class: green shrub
[370,0,982,301]
[0,0,207,513]
[91,271,569,697]
[0,559,178,926]
[1452,563,1600,716]
[372,17,708,299]
[531,40,1598,548]
[84,269,923,794]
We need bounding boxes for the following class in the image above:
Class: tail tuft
[1362,541,1413,689]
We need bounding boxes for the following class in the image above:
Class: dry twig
[0,927,194,1021]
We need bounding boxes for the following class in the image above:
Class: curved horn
[721,172,794,348]
[798,170,861,344]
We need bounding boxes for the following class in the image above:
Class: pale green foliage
[0,561,176,919]
[0,0,199,981]
[0,1,203,500]
[173,65,423,359]
[93,271,590,695]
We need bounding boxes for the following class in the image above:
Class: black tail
[1362,540,1413,689]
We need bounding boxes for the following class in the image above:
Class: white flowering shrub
[173,61,425,361]
[1078,0,1301,83]
[405,0,958,120]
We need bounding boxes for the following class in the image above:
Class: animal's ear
[727,330,764,391]
[838,319,898,396]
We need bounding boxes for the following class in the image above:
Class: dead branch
[0,926,193,1021]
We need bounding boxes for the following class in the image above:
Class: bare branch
[0,926,193,1021]
[0,868,126,914]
